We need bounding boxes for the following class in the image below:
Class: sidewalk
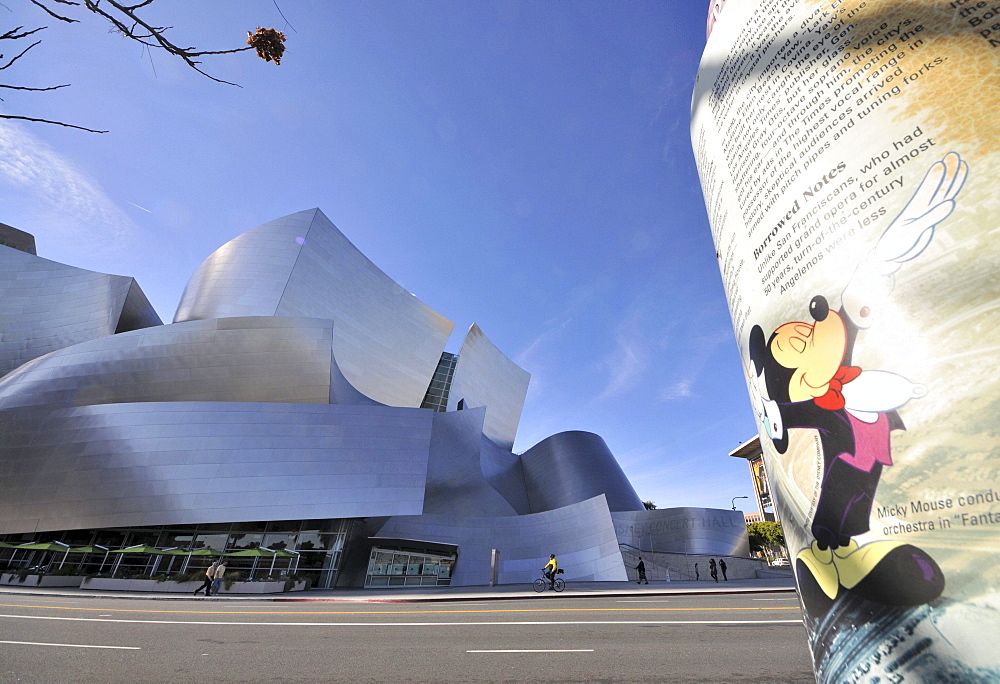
[0,576,797,603]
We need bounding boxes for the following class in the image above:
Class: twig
[0,39,43,70]
[0,82,69,90]
[1,113,107,132]
[28,0,77,22]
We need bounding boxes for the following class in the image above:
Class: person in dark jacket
[719,558,728,581]
[193,560,218,597]
[636,558,648,584]
[709,558,718,582]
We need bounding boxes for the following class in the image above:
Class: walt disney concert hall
[0,212,748,588]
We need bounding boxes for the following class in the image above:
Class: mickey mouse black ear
[749,325,767,376]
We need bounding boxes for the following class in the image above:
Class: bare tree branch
[28,0,77,23]
[1,113,107,132]
[121,1,155,10]
[0,39,43,70]
[85,0,253,86]
[4,0,286,132]
[0,82,68,90]
[2,26,46,40]
[271,0,297,33]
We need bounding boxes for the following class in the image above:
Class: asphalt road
[0,592,815,682]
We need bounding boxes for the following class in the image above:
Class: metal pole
[489,548,499,587]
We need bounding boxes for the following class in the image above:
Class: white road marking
[752,598,799,601]
[1,614,801,626]
[616,600,671,603]
[0,640,139,650]
[468,649,594,653]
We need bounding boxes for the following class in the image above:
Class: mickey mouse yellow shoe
[796,542,839,600]
[831,539,899,589]
[834,539,945,606]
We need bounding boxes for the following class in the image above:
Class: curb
[273,587,798,603]
[0,585,797,604]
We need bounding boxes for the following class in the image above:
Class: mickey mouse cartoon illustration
[747,152,967,613]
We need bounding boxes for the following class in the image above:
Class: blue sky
[1,1,759,512]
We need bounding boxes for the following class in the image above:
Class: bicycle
[533,568,565,592]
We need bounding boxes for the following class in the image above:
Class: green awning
[225,548,279,557]
[68,545,108,554]
[179,547,225,556]
[108,545,163,554]
[13,541,71,551]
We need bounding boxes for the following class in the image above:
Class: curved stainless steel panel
[174,209,453,407]
[0,317,337,410]
[446,324,529,450]
[480,433,530,515]
[423,407,517,518]
[374,495,627,586]
[611,508,751,556]
[521,431,644,514]
[0,402,433,535]
[0,223,37,254]
[0,246,161,378]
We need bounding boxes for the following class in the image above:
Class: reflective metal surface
[611,508,751,556]
[423,407,519,517]
[174,209,453,407]
[521,431,645,513]
[375,495,628,586]
[0,244,161,378]
[0,223,36,255]
[446,324,530,450]
[1,210,725,584]
[0,402,432,534]
[0,317,336,410]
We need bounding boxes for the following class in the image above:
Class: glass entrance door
[365,547,455,587]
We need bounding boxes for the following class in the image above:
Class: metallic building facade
[0,229,161,378]
[174,209,453,409]
[446,323,530,451]
[0,212,749,587]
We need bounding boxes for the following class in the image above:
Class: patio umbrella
[174,547,225,574]
[107,545,162,577]
[225,548,278,579]
[183,547,225,556]
[67,545,108,571]
[145,547,179,574]
[14,541,70,569]
[273,549,299,576]
[68,545,108,553]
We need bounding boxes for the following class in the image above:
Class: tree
[747,521,786,560]
[642,500,657,510]
[2,0,287,132]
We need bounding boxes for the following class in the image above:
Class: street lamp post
[731,495,749,511]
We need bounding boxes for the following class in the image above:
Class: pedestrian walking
[636,557,648,584]
[194,560,218,596]
[709,558,718,583]
[211,560,228,595]
[720,558,728,581]
[694,562,699,580]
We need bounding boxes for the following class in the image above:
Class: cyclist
[542,554,558,590]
